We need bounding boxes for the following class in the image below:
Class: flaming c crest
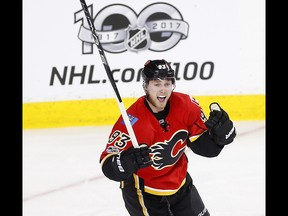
[150,130,188,170]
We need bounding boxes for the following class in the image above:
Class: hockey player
[99,59,236,216]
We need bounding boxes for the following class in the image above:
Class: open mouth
[157,96,166,102]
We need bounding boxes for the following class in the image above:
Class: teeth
[157,96,166,102]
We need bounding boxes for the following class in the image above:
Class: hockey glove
[112,144,152,180]
[204,102,236,146]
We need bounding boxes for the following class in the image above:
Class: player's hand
[204,102,236,146]
[116,144,152,179]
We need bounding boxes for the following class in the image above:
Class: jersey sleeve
[99,97,146,163]
[185,96,208,143]
[185,96,224,157]
[99,115,133,163]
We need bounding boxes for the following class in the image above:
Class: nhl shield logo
[125,25,151,52]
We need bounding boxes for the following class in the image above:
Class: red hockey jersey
[100,92,208,196]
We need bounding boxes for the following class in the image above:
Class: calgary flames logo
[150,130,188,170]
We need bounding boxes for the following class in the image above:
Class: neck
[144,99,170,132]
[145,98,164,113]
[144,98,170,117]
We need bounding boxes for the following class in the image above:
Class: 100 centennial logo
[74,3,189,53]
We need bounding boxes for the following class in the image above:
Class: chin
[157,103,166,109]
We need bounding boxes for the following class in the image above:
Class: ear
[142,82,148,93]
[172,84,176,91]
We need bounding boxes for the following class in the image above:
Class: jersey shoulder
[171,92,202,109]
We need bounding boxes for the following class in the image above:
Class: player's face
[146,78,174,113]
